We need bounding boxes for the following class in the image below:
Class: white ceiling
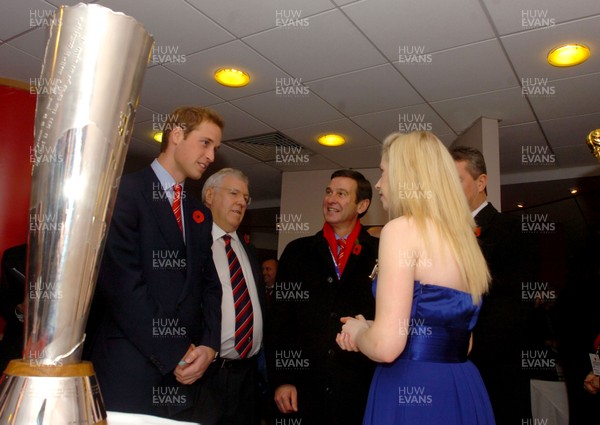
[1,0,600,210]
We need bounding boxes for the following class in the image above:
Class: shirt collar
[212,223,239,243]
[472,200,488,218]
[150,158,185,191]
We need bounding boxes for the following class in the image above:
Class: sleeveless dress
[363,280,495,424]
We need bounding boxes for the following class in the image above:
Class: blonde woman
[336,131,495,424]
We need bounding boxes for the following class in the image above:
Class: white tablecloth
[530,379,569,425]
[107,411,200,425]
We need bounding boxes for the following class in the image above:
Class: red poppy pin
[192,210,204,224]
[475,227,481,238]
[352,241,362,256]
[244,234,250,244]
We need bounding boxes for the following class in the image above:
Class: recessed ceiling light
[516,202,525,208]
[214,68,250,87]
[569,187,578,195]
[153,132,163,143]
[547,44,590,67]
[317,134,345,147]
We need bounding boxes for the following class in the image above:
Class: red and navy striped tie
[223,234,253,358]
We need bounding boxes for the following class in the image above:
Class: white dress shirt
[211,223,263,359]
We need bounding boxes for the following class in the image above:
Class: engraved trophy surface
[0,3,153,424]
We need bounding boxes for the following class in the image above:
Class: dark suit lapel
[315,232,339,279]
[475,203,498,236]
[140,167,186,252]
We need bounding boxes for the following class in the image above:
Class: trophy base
[0,359,107,424]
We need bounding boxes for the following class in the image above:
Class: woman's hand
[336,315,370,352]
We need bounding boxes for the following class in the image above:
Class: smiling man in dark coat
[269,169,378,425]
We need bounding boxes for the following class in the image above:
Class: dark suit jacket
[88,166,222,417]
[267,226,378,425]
[469,202,538,423]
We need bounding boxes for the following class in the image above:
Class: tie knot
[337,238,347,248]
[223,234,232,246]
[173,183,182,195]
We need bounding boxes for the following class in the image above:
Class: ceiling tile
[527,73,600,120]
[501,16,600,81]
[553,144,600,168]
[0,43,41,82]
[243,9,386,81]
[6,27,47,59]
[282,118,380,153]
[188,0,334,38]
[98,0,234,55]
[483,0,600,36]
[351,104,453,142]
[343,0,495,61]
[165,40,290,101]
[0,0,54,41]
[209,102,274,141]
[541,112,600,148]
[499,122,547,155]
[395,39,519,102]
[232,89,343,129]
[138,65,223,114]
[307,64,423,116]
[432,87,536,132]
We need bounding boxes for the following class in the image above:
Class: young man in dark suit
[88,106,224,421]
[202,168,266,425]
[269,169,379,425]
[451,146,537,424]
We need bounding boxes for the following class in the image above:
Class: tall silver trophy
[0,4,153,424]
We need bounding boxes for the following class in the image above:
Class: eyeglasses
[214,186,251,205]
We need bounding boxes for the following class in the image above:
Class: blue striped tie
[223,235,253,358]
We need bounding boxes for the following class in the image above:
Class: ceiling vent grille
[223,132,313,162]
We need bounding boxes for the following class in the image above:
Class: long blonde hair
[382,131,490,302]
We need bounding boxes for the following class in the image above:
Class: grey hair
[201,168,249,203]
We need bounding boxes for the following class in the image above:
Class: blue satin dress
[363,280,495,424]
